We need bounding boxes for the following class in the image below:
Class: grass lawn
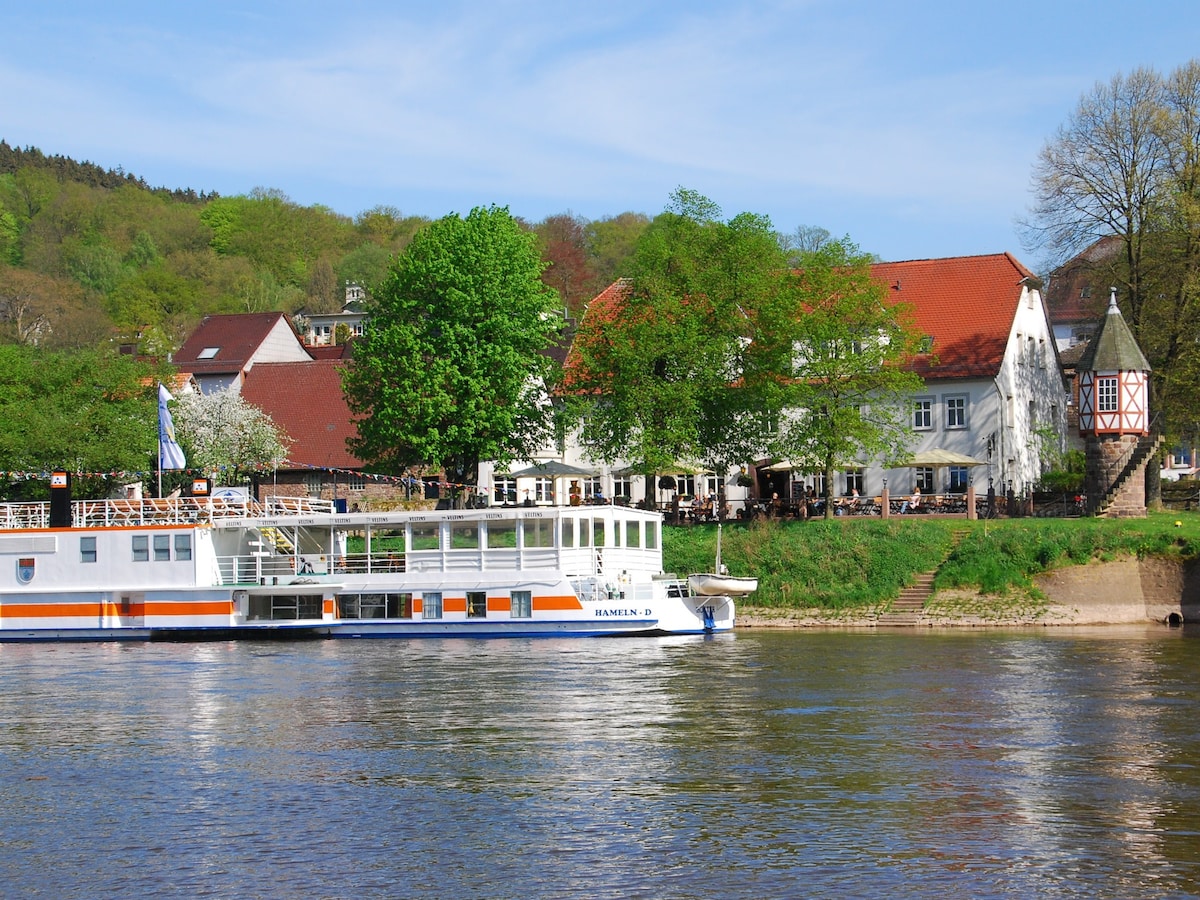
[662,511,1200,610]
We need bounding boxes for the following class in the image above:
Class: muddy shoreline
[736,556,1200,628]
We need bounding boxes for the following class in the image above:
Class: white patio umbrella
[504,461,596,504]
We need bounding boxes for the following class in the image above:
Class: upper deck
[0,496,334,530]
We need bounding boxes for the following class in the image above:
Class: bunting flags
[158,384,187,471]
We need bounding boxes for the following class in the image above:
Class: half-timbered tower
[1077,289,1156,516]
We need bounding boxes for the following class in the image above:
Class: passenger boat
[0,492,739,642]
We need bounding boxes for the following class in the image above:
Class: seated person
[900,486,922,514]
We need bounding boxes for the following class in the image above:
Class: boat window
[579,518,591,548]
[449,521,479,550]
[593,519,606,548]
[132,534,149,562]
[486,519,517,549]
[153,534,171,561]
[174,534,192,561]
[511,590,532,618]
[524,518,554,548]
[467,591,487,618]
[80,536,97,564]
[410,522,439,551]
[389,593,412,617]
[646,521,659,550]
[625,520,640,549]
[338,593,412,619]
[248,594,321,620]
[422,592,443,619]
[559,517,575,549]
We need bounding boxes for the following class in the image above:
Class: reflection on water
[1,628,1199,898]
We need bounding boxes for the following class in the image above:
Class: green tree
[749,238,926,518]
[343,205,563,491]
[0,345,165,500]
[585,211,649,289]
[567,190,785,499]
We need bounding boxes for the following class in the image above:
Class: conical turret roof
[1077,288,1151,373]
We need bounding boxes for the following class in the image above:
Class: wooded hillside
[0,140,647,355]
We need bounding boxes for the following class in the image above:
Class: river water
[2,627,1199,899]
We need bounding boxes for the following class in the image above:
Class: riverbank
[735,555,1200,628]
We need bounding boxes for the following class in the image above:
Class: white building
[482,253,1067,510]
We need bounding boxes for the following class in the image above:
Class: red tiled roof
[240,360,361,469]
[174,312,308,374]
[571,257,1036,383]
[870,253,1037,380]
[307,343,354,360]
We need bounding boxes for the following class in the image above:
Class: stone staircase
[876,573,935,626]
[876,529,969,627]
[1093,433,1164,517]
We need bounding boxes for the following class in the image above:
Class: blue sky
[3,1,1198,267]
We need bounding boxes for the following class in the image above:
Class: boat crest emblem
[16,557,35,584]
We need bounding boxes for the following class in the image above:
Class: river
[1,627,1198,898]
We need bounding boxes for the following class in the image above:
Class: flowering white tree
[173,388,290,484]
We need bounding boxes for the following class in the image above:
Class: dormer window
[918,335,934,354]
[198,347,219,359]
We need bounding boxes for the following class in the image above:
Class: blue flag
[158,384,187,470]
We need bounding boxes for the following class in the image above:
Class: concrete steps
[876,530,969,627]
[877,573,934,626]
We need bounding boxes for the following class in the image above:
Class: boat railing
[0,502,51,530]
[261,496,336,516]
[0,496,339,532]
[216,550,408,585]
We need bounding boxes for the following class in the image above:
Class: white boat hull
[0,497,736,641]
[688,573,759,596]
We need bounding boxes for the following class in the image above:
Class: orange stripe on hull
[1,600,234,618]
[533,595,583,611]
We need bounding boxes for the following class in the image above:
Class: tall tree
[0,345,165,500]
[534,213,595,317]
[343,205,563,491]
[566,190,785,496]
[1030,67,1169,330]
[748,238,925,518]
[1030,60,1200,498]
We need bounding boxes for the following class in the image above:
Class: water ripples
[1,628,1199,897]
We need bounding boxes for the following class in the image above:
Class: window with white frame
[494,476,517,504]
[913,398,933,430]
[1097,376,1119,413]
[534,477,553,502]
[844,468,864,495]
[422,592,443,619]
[947,466,969,492]
[674,474,696,497]
[945,394,967,429]
[132,535,149,562]
[915,467,935,492]
[613,475,632,499]
[583,476,602,500]
[347,473,365,492]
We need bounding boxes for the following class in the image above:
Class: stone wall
[1086,434,1148,517]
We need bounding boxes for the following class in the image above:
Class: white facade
[482,260,1067,508]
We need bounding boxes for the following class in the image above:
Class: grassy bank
[662,512,1200,609]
